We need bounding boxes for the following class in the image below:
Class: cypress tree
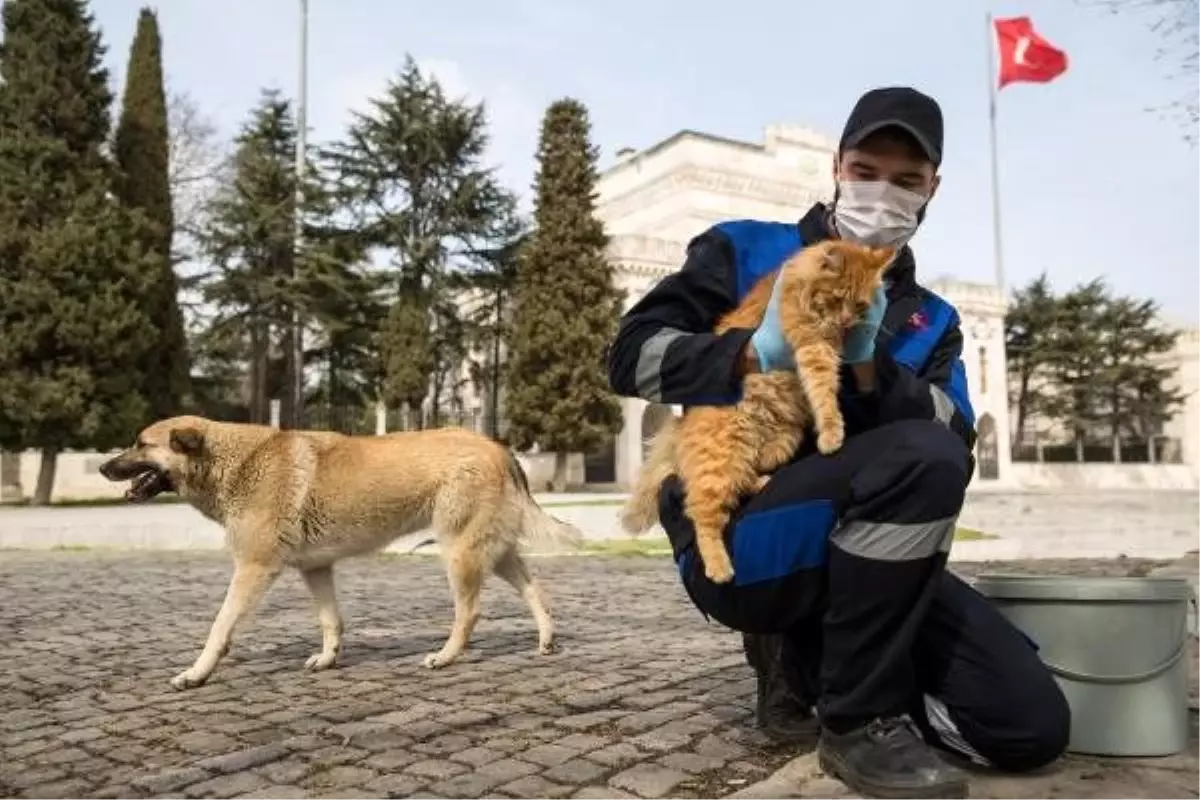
[504,98,623,490]
[0,0,158,504]
[114,7,189,420]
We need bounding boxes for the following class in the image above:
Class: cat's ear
[873,246,897,265]
[871,247,897,273]
[820,247,845,274]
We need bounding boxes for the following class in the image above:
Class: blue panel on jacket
[731,499,835,585]
[886,292,957,371]
[713,220,804,301]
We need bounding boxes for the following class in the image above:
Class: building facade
[590,125,1013,489]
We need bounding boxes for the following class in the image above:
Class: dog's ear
[169,427,204,454]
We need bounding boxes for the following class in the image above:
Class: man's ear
[170,427,204,454]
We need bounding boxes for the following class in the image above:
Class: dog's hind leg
[493,547,555,656]
[172,560,281,690]
[424,537,485,670]
[301,565,343,671]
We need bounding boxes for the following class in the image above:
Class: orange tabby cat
[621,239,895,584]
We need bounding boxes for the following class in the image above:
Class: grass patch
[0,494,185,509]
[954,526,995,541]
[540,498,626,508]
[582,526,994,558]
[581,536,672,556]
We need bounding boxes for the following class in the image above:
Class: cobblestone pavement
[1,553,1196,799]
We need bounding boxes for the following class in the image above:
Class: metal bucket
[974,573,1194,757]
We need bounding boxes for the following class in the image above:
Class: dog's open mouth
[126,468,175,503]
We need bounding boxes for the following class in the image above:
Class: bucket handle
[1046,594,1195,690]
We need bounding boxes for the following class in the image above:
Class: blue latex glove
[750,274,795,372]
[842,284,888,364]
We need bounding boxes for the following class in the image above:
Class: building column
[614,396,648,489]
[1,450,22,502]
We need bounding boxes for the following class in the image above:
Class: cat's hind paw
[817,427,845,455]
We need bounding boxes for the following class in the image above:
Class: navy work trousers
[659,419,1070,771]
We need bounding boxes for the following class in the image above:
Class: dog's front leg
[172,561,280,690]
[300,565,343,671]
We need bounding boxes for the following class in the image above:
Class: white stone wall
[1161,327,1199,476]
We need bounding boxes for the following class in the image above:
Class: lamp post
[291,0,308,427]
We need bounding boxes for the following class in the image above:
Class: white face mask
[832,179,928,249]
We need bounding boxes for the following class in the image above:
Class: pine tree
[1094,293,1185,460]
[198,90,377,427]
[301,177,381,431]
[1041,280,1110,461]
[114,6,190,421]
[505,99,623,490]
[457,227,527,438]
[323,56,516,423]
[1004,274,1058,453]
[0,0,158,504]
[197,90,299,424]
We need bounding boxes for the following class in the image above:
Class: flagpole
[984,10,1006,294]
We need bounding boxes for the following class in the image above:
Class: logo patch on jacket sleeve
[907,310,929,331]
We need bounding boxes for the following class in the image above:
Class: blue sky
[91,0,1199,323]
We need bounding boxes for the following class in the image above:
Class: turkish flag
[994,16,1069,89]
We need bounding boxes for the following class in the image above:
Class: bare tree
[165,89,228,337]
[167,89,226,248]
[1081,0,1199,144]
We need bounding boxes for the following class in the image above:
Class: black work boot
[818,715,969,799]
[743,634,818,743]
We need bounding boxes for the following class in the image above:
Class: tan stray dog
[98,415,583,690]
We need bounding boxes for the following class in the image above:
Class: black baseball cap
[839,87,944,166]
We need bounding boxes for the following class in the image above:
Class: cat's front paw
[704,553,735,584]
[817,426,845,455]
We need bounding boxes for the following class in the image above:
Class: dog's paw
[538,639,558,656]
[170,669,207,691]
[304,652,338,671]
[816,427,844,455]
[423,652,452,670]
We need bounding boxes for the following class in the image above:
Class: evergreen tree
[1094,292,1185,459]
[504,98,623,490]
[457,227,527,439]
[1004,274,1058,451]
[1041,280,1110,461]
[0,0,158,504]
[196,90,299,424]
[114,6,189,420]
[323,56,516,422]
[300,178,381,431]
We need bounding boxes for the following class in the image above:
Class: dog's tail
[620,416,678,535]
[506,451,585,551]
